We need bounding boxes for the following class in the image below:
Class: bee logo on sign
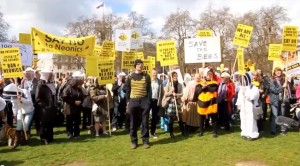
[131,32,139,39]
[119,34,127,41]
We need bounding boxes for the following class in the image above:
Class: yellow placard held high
[237,48,245,75]
[31,27,95,56]
[92,45,102,57]
[19,33,31,45]
[268,44,282,61]
[197,30,213,37]
[282,26,298,51]
[122,52,136,70]
[135,52,144,60]
[233,24,253,47]
[98,60,114,85]
[0,47,23,78]
[100,41,115,60]
[86,56,99,77]
[156,40,178,66]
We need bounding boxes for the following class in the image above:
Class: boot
[178,121,187,137]
[184,124,189,137]
[169,123,175,138]
[13,131,21,149]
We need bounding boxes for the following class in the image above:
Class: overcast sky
[1,0,300,39]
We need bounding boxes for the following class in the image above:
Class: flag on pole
[96,3,104,9]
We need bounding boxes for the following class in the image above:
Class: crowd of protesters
[0,59,300,149]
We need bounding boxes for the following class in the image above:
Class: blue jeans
[270,103,286,133]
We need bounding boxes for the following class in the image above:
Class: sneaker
[112,127,117,131]
[68,135,74,139]
[143,143,150,149]
[41,139,48,145]
[102,132,109,136]
[151,133,158,139]
[95,134,100,137]
[281,131,287,136]
[131,143,137,149]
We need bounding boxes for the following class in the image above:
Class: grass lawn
[0,121,299,166]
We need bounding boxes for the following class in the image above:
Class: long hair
[272,67,283,79]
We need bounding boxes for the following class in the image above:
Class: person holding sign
[2,83,34,146]
[194,68,219,137]
[35,68,56,145]
[90,78,113,136]
[125,59,152,149]
[162,71,185,138]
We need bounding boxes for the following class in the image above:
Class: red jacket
[226,80,235,114]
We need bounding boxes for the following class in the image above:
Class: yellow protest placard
[19,33,31,45]
[122,52,136,70]
[233,24,253,47]
[268,44,282,61]
[31,27,95,56]
[0,47,23,78]
[282,26,298,51]
[156,40,178,66]
[237,48,245,75]
[100,41,115,60]
[136,52,144,59]
[197,30,213,37]
[86,56,99,77]
[92,45,102,57]
[142,59,153,75]
[98,60,114,85]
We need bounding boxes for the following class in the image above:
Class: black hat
[134,59,143,68]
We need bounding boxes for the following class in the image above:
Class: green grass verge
[0,122,299,166]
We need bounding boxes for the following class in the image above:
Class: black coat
[35,80,56,123]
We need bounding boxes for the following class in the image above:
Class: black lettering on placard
[3,67,22,73]
[55,44,83,52]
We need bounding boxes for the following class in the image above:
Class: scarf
[46,83,56,95]
[275,76,282,86]
[252,80,260,87]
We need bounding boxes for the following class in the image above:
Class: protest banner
[31,27,95,56]
[115,29,131,52]
[0,47,23,78]
[282,26,298,51]
[268,44,282,61]
[285,60,300,76]
[19,33,31,45]
[130,28,143,49]
[98,60,114,85]
[122,52,136,70]
[100,41,115,60]
[92,45,102,57]
[86,56,99,77]
[233,24,253,47]
[184,37,221,63]
[237,48,245,75]
[197,30,213,37]
[156,40,178,66]
[0,42,32,66]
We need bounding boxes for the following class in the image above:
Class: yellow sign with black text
[237,48,245,75]
[268,44,282,61]
[0,47,23,78]
[233,24,253,47]
[92,45,102,57]
[122,52,136,70]
[156,40,178,66]
[31,27,95,56]
[282,26,298,51]
[100,41,115,60]
[197,30,213,37]
[98,60,114,85]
